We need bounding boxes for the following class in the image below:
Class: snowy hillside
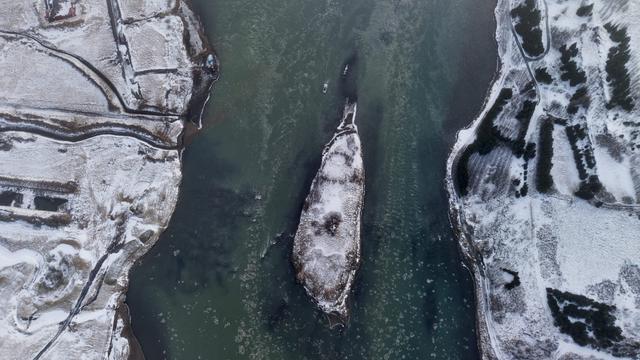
[0,0,216,358]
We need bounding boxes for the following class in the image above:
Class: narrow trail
[32,227,127,360]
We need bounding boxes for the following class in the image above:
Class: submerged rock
[293,102,364,324]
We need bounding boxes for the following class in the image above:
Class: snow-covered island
[293,102,364,325]
[447,0,640,358]
[0,0,216,358]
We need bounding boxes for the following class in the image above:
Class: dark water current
[128,0,497,358]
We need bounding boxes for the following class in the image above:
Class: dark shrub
[576,4,593,17]
[501,268,521,290]
[524,142,536,160]
[323,212,342,236]
[535,67,553,84]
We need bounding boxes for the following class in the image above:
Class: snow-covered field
[0,0,216,358]
[447,0,640,358]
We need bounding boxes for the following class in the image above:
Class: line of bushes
[565,123,589,180]
[516,100,536,132]
[565,123,602,199]
[536,118,554,193]
[515,142,536,198]
[604,23,634,111]
[512,100,538,157]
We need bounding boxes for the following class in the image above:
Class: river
[127,0,497,358]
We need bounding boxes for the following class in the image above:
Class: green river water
[128,0,497,358]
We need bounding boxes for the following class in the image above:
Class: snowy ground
[447,0,640,358]
[0,0,216,358]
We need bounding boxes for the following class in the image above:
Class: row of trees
[547,288,623,349]
[604,23,634,111]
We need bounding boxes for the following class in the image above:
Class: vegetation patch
[547,288,623,349]
[575,175,603,200]
[516,143,535,198]
[511,0,545,57]
[560,43,587,86]
[565,123,602,199]
[604,23,634,111]
[476,88,515,154]
[455,147,475,197]
[565,123,589,180]
[576,4,593,17]
[535,67,553,84]
[455,89,540,196]
[567,87,591,114]
[322,212,342,236]
[501,268,521,290]
[536,118,554,193]
[517,182,529,197]
[455,89,514,196]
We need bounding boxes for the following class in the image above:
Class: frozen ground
[0,0,216,358]
[292,102,364,324]
[447,0,640,358]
